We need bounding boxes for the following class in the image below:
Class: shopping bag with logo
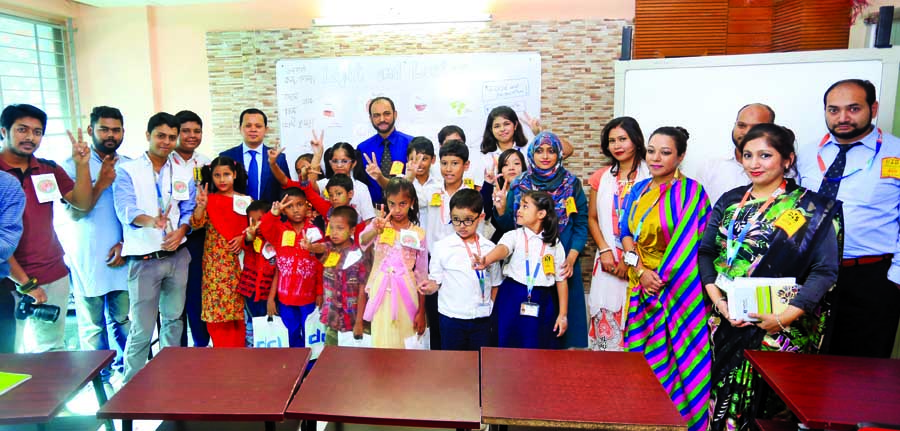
[252,315,289,348]
[305,307,326,359]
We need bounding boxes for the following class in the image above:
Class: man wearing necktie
[219,108,289,203]
[357,96,414,204]
[798,79,900,358]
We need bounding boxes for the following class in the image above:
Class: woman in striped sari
[619,126,711,431]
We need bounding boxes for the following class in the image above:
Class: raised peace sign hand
[373,203,389,233]
[96,153,119,190]
[492,178,510,215]
[268,138,286,165]
[484,157,498,186]
[363,152,385,182]
[522,112,542,135]
[195,183,209,208]
[67,128,90,165]
[310,130,325,156]
[271,194,292,217]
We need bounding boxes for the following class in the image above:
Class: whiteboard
[275,52,541,175]
[614,48,900,177]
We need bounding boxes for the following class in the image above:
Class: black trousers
[180,229,210,347]
[827,258,900,358]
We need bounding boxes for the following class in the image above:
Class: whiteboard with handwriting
[275,52,541,174]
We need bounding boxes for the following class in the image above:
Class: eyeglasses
[330,159,352,166]
[450,218,478,226]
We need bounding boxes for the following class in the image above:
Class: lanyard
[725,180,786,267]
[612,176,634,237]
[462,237,486,301]
[522,230,548,300]
[633,181,665,240]
[817,128,882,181]
[151,154,175,216]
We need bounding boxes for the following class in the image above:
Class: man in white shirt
[113,112,196,381]
[172,110,211,348]
[699,103,775,204]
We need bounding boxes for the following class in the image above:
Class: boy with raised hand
[418,189,502,351]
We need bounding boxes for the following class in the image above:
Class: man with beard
[220,108,288,202]
[57,106,131,389]
[699,103,775,204]
[0,103,93,352]
[114,112,195,381]
[172,110,211,348]
[798,79,900,358]
[358,96,413,203]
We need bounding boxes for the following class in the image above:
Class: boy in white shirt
[419,189,502,351]
[422,140,477,254]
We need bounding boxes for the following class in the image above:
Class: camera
[14,295,61,322]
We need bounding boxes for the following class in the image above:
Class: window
[0,12,79,162]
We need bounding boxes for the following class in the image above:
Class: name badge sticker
[774,209,806,238]
[542,254,555,276]
[262,242,276,259]
[172,178,190,201]
[233,195,252,215]
[399,229,422,250]
[343,249,363,269]
[380,227,396,245]
[253,237,263,253]
[281,230,296,247]
[31,173,61,203]
[305,227,323,243]
[565,196,577,215]
[882,157,900,179]
[323,252,340,268]
[463,178,475,189]
[390,161,405,176]
[430,193,442,207]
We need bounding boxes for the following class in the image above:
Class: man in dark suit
[219,108,289,202]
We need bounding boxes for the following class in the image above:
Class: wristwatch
[623,250,639,267]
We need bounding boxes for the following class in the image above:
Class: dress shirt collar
[825,126,879,151]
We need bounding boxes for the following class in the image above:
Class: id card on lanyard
[154,160,176,233]
[521,230,547,318]
[462,237,488,306]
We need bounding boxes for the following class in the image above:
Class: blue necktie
[818,143,861,200]
[248,149,259,200]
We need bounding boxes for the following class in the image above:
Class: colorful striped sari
[622,177,712,431]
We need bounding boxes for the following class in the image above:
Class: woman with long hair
[586,116,650,351]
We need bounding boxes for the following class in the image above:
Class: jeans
[16,276,69,353]
[123,248,190,382]
[75,289,130,381]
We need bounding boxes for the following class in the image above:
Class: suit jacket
[220,144,289,203]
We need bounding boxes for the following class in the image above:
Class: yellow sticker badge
[881,157,900,179]
[253,237,263,253]
[390,161,405,176]
[774,209,806,238]
[565,196,577,215]
[380,227,396,245]
[323,252,340,268]
[464,178,475,189]
[281,230,296,247]
[541,254,555,276]
[430,193,442,207]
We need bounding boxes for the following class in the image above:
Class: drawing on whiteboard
[414,96,428,112]
[482,79,529,102]
[450,101,467,116]
[322,104,335,118]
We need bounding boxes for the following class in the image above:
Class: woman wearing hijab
[493,131,589,349]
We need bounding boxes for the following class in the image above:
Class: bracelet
[636,268,645,279]
[775,313,787,332]
[16,277,39,294]
[598,248,612,256]
[715,298,727,315]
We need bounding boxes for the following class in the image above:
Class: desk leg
[264,421,275,431]
[122,419,133,431]
[91,375,115,431]
[300,420,319,431]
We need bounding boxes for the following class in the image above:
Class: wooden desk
[0,350,114,431]
[480,348,686,430]
[745,350,900,430]
[97,347,310,431]
[286,346,481,430]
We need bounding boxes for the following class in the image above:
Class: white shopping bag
[403,328,431,350]
[252,315,289,348]
[305,307,326,359]
[337,331,372,348]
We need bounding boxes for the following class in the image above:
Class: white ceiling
[75,0,243,7]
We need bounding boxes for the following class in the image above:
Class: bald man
[699,103,776,204]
